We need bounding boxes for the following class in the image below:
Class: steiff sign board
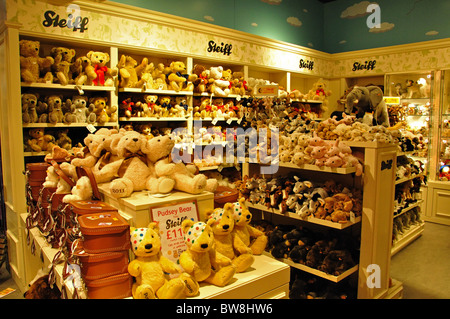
[151,200,199,264]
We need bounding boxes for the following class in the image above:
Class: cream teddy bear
[128,222,199,299]
[179,219,236,287]
[62,176,93,203]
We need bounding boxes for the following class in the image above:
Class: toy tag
[350,212,356,223]
[226,118,233,125]
[212,118,218,125]
[86,124,96,133]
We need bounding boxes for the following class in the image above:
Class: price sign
[150,200,199,264]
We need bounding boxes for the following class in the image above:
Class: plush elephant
[345,86,389,127]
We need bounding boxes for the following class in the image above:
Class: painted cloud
[287,16,302,27]
[341,1,378,19]
[261,0,282,5]
[204,15,214,22]
[369,22,395,33]
[425,30,439,36]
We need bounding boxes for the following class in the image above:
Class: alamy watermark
[171,120,279,174]
[366,4,381,29]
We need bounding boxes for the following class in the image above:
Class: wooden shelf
[119,88,193,95]
[119,117,189,121]
[395,174,424,185]
[391,221,425,256]
[247,202,361,230]
[262,251,358,283]
[277,161,357,174]
[21,83,115,92]
[23,122,118,128]
[394,200,423,218]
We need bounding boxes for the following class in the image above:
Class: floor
[0,221,449,299]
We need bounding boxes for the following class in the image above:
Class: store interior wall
[110,0,450,53]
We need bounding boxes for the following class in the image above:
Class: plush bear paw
[109,178,134,198]
[179,273,199,297]
[134,284,156,299]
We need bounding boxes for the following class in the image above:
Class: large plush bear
[83,51,117,86]
[148,135,218,194]
[179,219,236,287]
[128,222,199,299]
[206,203,254,273]
[117,55,149,88]
[19,40,54,83]
[166,61,197,92]
[346,86,389,127]
[50,46,76,85]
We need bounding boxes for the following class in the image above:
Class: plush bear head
[86,51,110,67]
[170,61,187,73]
[113,130,145,158]
[29,128,44,139]
[50,47,76,63]
[159,96,171,107]
[182,219,215,253]
[83,130,110,157]
[72,95,88,109]
[209,66,223,80]
[232,197,252,227]
[46,95,63,108]
[206,203,235,235]
[19,40,40,57]
[144,135,175,163]
[22,93,38,108]
[143,94,158,104]
[130,222,161,257]
[221,69,232,81]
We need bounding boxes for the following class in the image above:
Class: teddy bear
[210,66,231,97]
[174,96,192,118]
[231,71,247,96]
[158,96,174,117]
[19,40,54,83]
[62,176,93,203]
[71,55,91,87]
[107,131,176,198]
[128,222,199,299]
[83,51,117,86]
[142,94,159,117]
[55,129,72,150]
[71,128,113,168]
[193,97,210,118]
[149,63,168,90]
[43,95,64,124]
[148,135,218,194]
[89,96,109,124]
[165,61,197,92]
[306,78,331,114]
[231,198,268,255]
[67,95,95,123]
[27,128,55,152]
[179,219,236,287]
[22,93,39,124]
[206,203,254,273]
[49,47,76,85]
[192,64,215,94]
[117,55,149,88]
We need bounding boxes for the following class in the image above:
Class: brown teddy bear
[89,96,109,124]
[84,51,117,86]
[117,55,149,88]
[22,93,39,124]
[27,128,55,152]
[46,95,65,124]
[50,47,76,85]
[71,55,91,87]
[192,64,215,94]
[19,40,54,83]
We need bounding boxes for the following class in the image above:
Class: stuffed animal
[71,128,113,168]
[55,129,72,150]
[117,55,149,88]
[24,274,61,299]
[71,55,91,86]
[231,198,268,255]
[143,94,159,117]
[166,61,197,92]
[206,203,254,273]
[150,63,168,90]
[19,40,54,83]
[27,128,55,152]
[179,219,236,287]
[62,175,93,203]
[231,71,247,96]
[22,93,39,124]
[210,66,230,97]
[108,131,175,198]
[346,86,389,127]
[128,222,199,299]
[49,47,76,85]
[159,96,173,117]
[70,95,96,123]
[192,64,215,94]
[45,95,64,124]
[150,135,218,194]
[83,51,117,86]
[89,96,109,124]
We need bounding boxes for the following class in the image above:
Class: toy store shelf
[246,202,361,230]
[395,174,423,185]
[21,214,76,298]
[23,122,118,128]
[393,200,423,218]
[193,254,290,299]
[277,161,357,175]
[391,221,425,256]
[119,88,193,96]
[24,151,48,157]
[193,93,243,99]
[21,82,115,92]
[339,141,394,149]
[193,117,241,122]
[262,251,358,283]
[198,163,235,171]
[118,117,189,122]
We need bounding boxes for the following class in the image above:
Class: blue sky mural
[111,0,450,53]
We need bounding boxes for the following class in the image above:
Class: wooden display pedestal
[98,183,214,227]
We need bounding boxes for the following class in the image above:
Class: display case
[435,69,450,181]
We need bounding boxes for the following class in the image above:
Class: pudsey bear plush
[231,198,268,255]
[179,219,236,287]
[206,203,254,273]
[128,222,199,299]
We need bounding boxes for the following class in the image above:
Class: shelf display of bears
[128,222,199,299]
[179,219,236,287]
[206,203,254,273]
